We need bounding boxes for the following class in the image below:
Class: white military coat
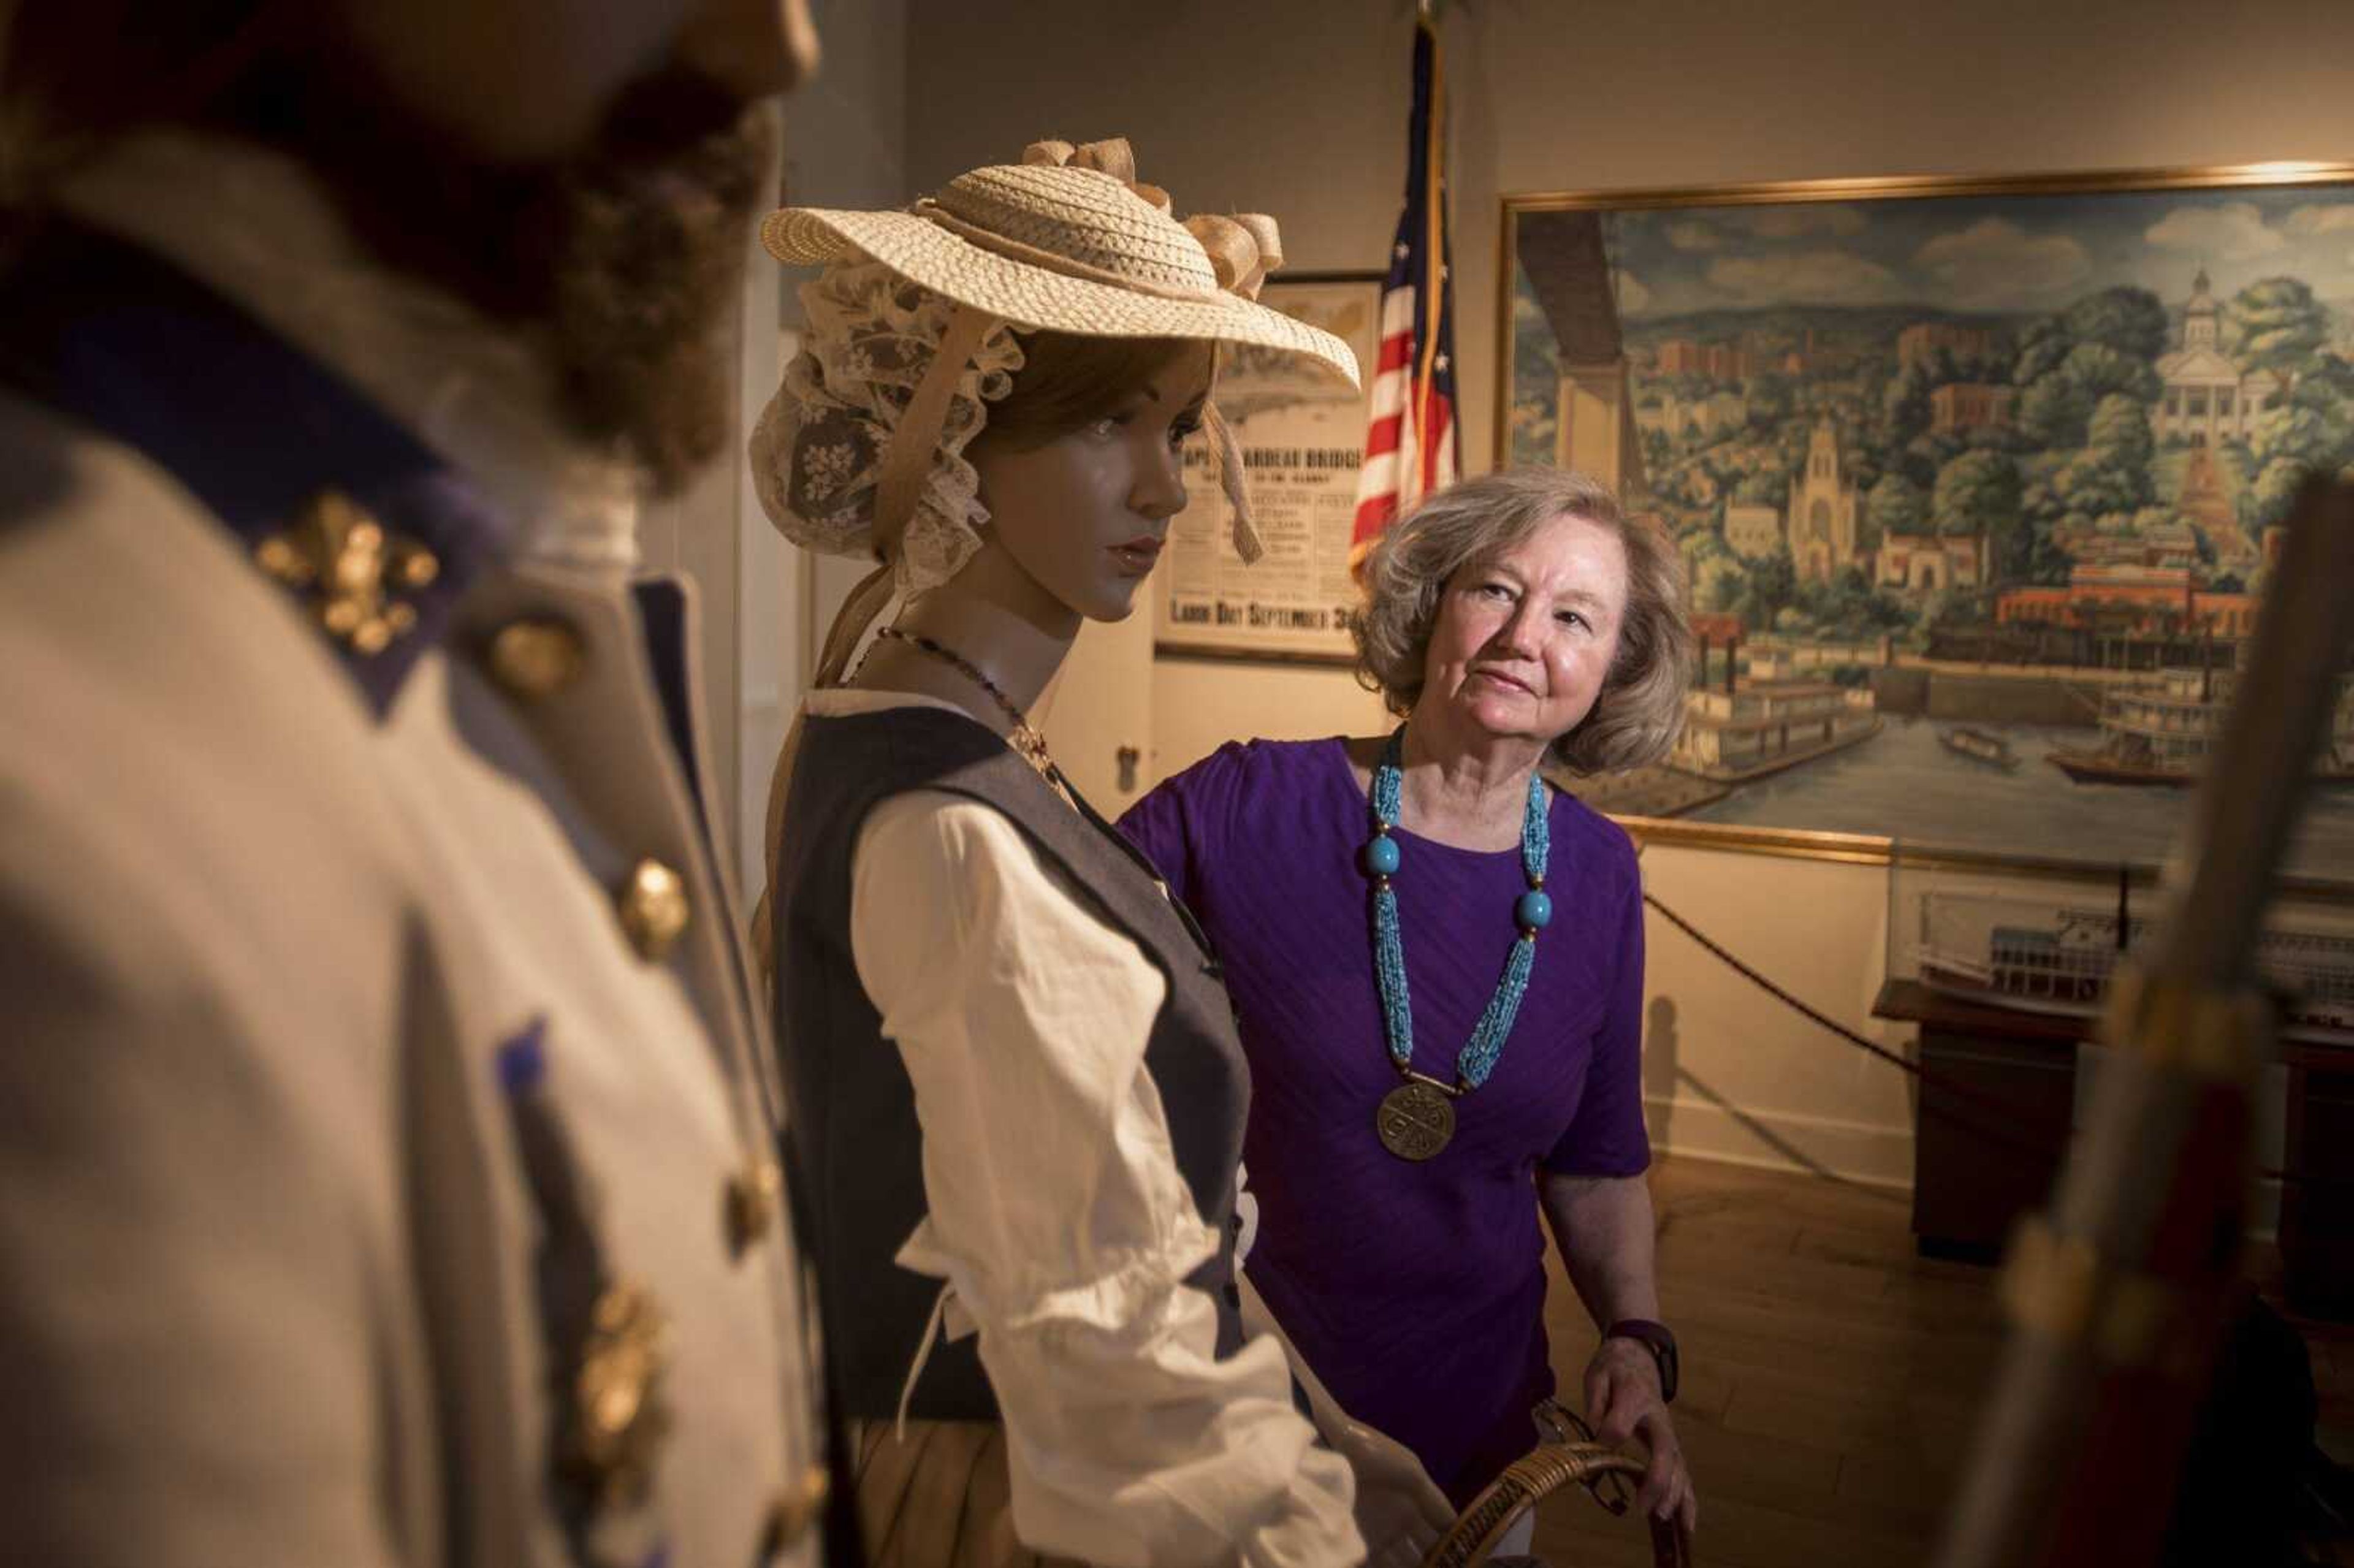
[0,135,836,1567]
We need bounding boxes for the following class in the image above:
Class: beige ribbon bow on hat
[1020,137,1284,300]
[1020,137,1281,565]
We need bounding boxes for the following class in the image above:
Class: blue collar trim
[0,221,510,717]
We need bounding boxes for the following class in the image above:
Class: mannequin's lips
[1109,536,1164,576]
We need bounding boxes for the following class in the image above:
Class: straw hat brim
[763,207,1361,391]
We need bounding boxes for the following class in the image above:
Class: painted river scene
[1507,176,2354,881]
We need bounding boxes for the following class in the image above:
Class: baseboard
[1640,1094,2287,1239]
[1643,1093,1914,1190]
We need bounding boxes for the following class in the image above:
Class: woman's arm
[852,792,1363,1568]
[1539,1170,1659,1326]
[1535,848,1695,1532]
[1541,1164,1696,1534]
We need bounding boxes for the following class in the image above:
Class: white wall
[876,0,2354,1184]
[730,0,914,897]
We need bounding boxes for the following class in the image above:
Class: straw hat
[760,143,1358,389]
[758,139,1358,690]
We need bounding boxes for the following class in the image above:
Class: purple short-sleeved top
[1119,737,1649,1505]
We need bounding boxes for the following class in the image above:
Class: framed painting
[1499,164,2354,886]
[1155,272,1383,664]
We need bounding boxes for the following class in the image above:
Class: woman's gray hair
[1352,466,1695,774]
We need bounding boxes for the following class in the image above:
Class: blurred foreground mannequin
[0,4,849,1564]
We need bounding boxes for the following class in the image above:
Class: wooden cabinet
[1876,978,2354,1312]
[2281,1052,2354,1317]
[1873,978,2082,1262]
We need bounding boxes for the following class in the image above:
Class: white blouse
[813,690,1361,1568]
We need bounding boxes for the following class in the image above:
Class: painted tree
[1932,450,2022,552]
[2086,390,2156,463]
[2017,375,2093,449]
[2226,277,2331,380]
[1801,564,1908,639]
[1737,546,1799,632]
[1746,373,1796,427]
[2061,286,2170,363]
[2013,290,2166,451]
[2013,318,2074,388]
[1685,533,1746,614]
[2052,448,2147,520]
[2058,341,2163,407]
[2084,390,2158,514]
[2247,399,2354,527]
[1866,471,1928,539]
[1735,468,1789,508]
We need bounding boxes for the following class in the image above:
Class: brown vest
[772,705,1249,1420]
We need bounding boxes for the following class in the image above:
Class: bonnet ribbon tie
[811,300,999,689]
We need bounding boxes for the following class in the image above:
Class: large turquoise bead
[1515,889,1553,931]
[1363,834,1401,876]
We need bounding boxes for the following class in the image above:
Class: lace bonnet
[752,137,1360,685]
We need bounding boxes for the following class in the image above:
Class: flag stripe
[1349,13,1459,571]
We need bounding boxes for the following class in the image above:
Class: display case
[1876,844,2354,1275]
[1884,845,2354,1048]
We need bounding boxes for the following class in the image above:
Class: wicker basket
[1417,1401,1693,1568]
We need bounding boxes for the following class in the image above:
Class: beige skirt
[849,1419,1091,1568]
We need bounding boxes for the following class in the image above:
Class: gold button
[726,1160,783,1257]
[566,1279,672,1507]
[254,533,311,584]
[760,1466,831,1556]
[617,859,690,961]
[487,615,587,699]
[394,549,440,590]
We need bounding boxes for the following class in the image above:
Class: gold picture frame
[1499,162,2354,888]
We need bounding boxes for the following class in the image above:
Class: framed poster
[1500,164,2354,886]
[1155,272,1382,663]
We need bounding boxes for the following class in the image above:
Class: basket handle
[1414,1442,1691,1568]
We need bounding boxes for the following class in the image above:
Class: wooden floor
[1528,1155,2354,1568]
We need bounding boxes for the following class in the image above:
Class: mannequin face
[966,344,1213,624]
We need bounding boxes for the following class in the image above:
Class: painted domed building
[2150,267,2285,447]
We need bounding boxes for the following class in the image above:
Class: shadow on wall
[1640,994,1681,1142]
[1642,994,1903,1200]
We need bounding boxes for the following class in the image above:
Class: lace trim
[750,256,1026,595]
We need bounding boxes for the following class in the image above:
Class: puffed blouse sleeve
[849,790,1363,1568]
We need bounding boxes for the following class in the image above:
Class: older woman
[1119,466,1699,1541]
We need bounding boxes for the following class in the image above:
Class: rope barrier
[1640,891,2298,1187]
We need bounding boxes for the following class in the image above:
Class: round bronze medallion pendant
[1376,1079,1456,1161]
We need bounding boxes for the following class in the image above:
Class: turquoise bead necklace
[1363,723,1552,1160]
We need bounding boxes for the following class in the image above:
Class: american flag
[1350,9,1460,571]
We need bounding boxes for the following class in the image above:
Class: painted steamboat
[2047,667,2354,786]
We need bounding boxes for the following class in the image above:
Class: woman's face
[967,345,1212,623]
[1419,509,1631,748]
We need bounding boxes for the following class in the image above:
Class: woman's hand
[1583,1338,1697,1535]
